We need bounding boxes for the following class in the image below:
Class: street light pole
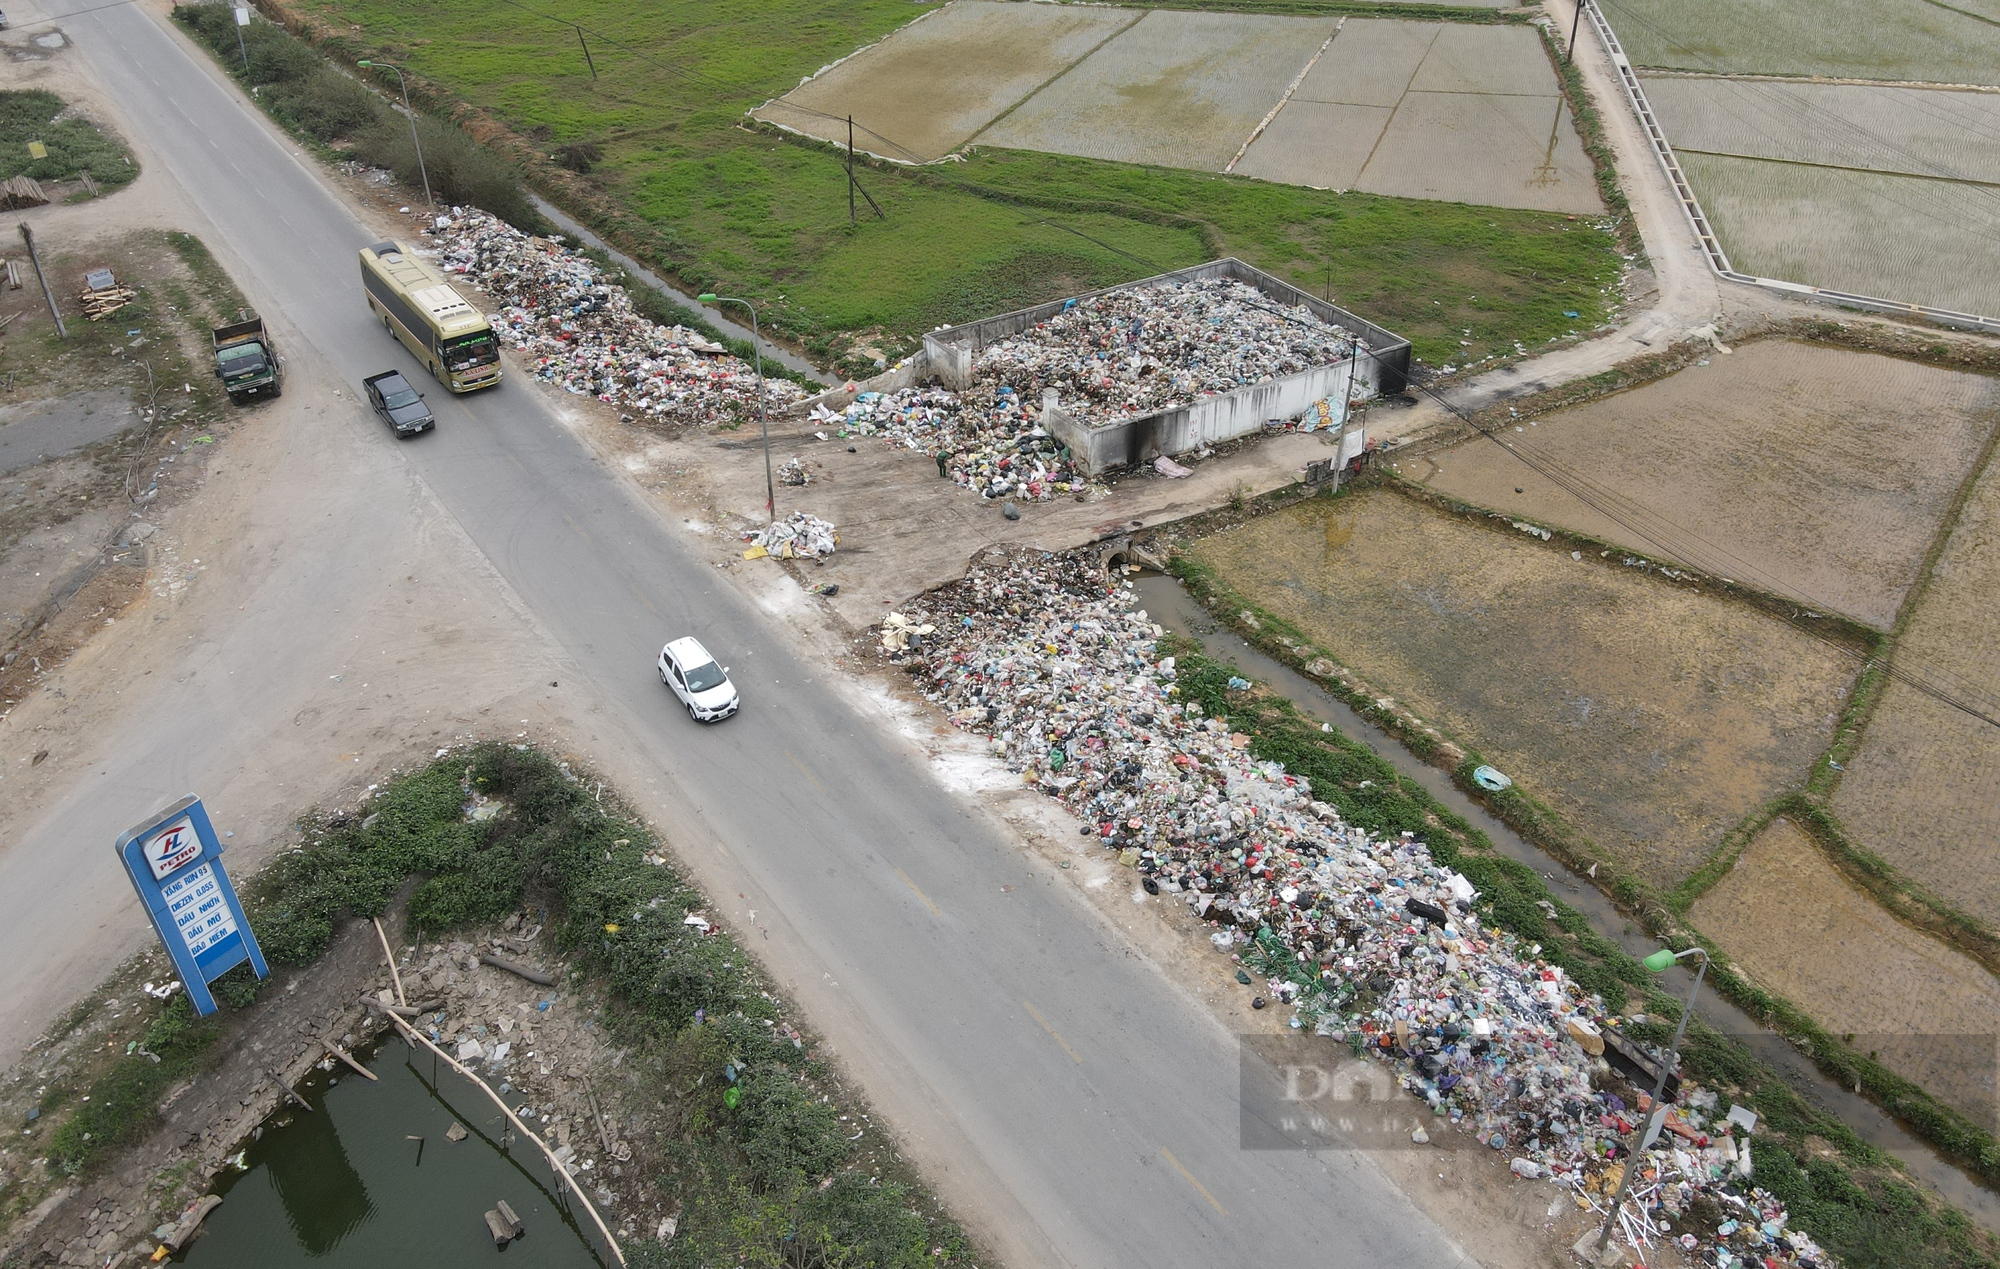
[1590,945,1709,1260]
[357,60,434,218]
[698,294,774,521]
[1568,0,1588,63]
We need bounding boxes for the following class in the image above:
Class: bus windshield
[441,332,498,371]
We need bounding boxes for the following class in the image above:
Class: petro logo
[145,816,203,881]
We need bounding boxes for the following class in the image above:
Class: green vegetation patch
[42,744,977,1267]
[284,0,1622,370]
[173,3,540,227]
[0,90,136,194]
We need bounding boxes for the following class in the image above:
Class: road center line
[784,749,828,793]
[1021,1000,1083,1065]
[561,512,591,543]
[1159,1147,1228,1216]
[627,583,659,616]
[894,868,941,917]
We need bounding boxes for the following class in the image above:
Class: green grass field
[0,90,137,193]
[293,0,1620,367]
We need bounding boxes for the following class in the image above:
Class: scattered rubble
[814,386,1090,502]
[430,210,804,425]
[880,548,1835,1268]
[742,512,838,560]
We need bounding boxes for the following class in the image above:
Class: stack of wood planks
[0,175,47,210]
[77,274,137,320]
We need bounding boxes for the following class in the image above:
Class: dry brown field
[1190,490,1852,890]
[1690,816,2000,1129]
[1411,341,2000,630]
[1835,450,2000,927]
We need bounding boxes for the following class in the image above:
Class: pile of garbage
[432,209,804,425]
[742,512,837,560]
[879,548,1834,1269]
[805,279,1354,501]
[812,387,1089,502]
[968,277,1355,425]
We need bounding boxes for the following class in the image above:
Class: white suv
[658,637,739,722]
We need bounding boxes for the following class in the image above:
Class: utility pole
[1568,0,1587,63]
[18,223,64,338]
[575,26,597,79]
[847,115,857,229]
[697,295,774,521]
[357,61,434,218]
[232,4,250,72]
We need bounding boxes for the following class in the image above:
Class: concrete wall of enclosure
[927,258,1409,476]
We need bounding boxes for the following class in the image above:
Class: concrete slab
[978,9,1337,171]
[1290,19,1438,107]
[1357,91,1602,213]
[754,0,1139,162]
[1409,23,1562,98]
[0,391,135,476]
[1231,100,1390,189]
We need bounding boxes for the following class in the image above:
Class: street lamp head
[357,59,373,65]
[1643,948,1677,973]
[697,293,718,303]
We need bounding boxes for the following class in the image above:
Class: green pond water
[180,1035,605,1266]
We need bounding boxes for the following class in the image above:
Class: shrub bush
[266,67,386,143]
[355,117,540,229]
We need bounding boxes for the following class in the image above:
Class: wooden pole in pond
[367,1002,626,1264]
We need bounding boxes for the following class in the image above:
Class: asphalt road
[31,7,1479,1265]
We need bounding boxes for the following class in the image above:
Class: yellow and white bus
[358,241,501,393]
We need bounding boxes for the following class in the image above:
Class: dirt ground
[1408,339,2000,630]
[1689,815,2000,1131]
[1189,487,1855,890]
[1834,443,2000,929]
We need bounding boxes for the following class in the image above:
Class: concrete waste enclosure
[834,258,1408,478]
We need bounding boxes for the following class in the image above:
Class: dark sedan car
[362,370,435,437]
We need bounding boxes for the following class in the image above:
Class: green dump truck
[212,317,282,403]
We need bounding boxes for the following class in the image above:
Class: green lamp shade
[356,59,372,65]
[698,293,719,302]
[1643,948,1677,973]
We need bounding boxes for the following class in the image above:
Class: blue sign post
[115,795,267,1016]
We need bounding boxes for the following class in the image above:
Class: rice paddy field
[1676,150,2000,317]
[1834,453,2000,930]
[291,0,1623,367]
[1640,76,2000,184]
[1235,21,1598,213]
[1595,0,2000,85]
[763,6,1601,214]
[1188,489,1853,891]
[1409,340,2000,629]
[1689,816,2000,1130]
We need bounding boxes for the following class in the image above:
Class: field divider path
[954,7,1150,154]
[1222,18,1342,174]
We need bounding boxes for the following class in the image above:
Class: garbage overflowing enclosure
[814,278,1361,501]
[433,210,805,424]
[879,548,1836,1269]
